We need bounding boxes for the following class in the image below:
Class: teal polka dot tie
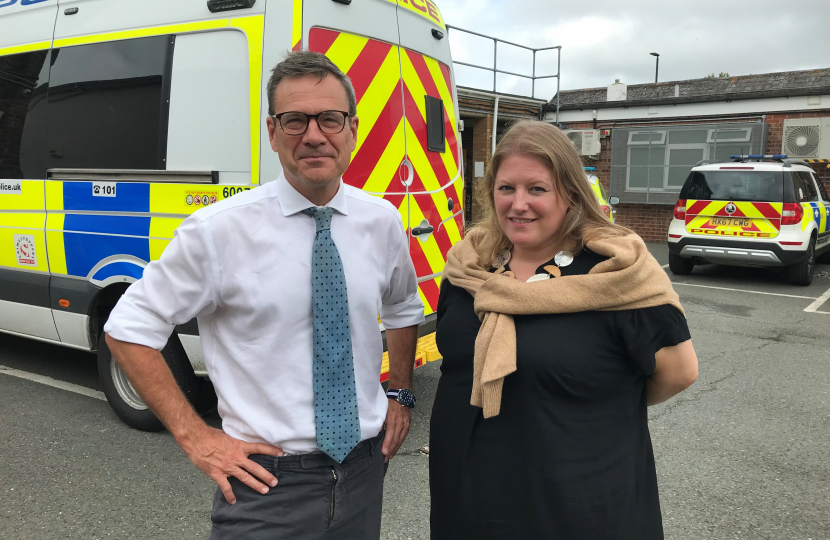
[304,207,361,463]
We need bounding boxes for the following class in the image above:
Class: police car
[667,155,830,285]
[585,167,618,222]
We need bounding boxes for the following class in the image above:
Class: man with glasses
[103,51,423,539]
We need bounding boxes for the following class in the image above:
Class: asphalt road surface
[1,244,829,540]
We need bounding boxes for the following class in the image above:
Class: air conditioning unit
[562,129,601,156]
[781,118,830,158]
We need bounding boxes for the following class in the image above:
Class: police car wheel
[97,333,201,431]
[786,237,815,287]
[668,252,694,275]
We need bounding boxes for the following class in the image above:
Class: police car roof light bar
[583,167,596,171]
[730,154,788,161]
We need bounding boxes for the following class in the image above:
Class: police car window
[815,176,830,202]
[46,36,173,171]
[795,171,818,202]
[0,50,50,179]
[683,170,784,202]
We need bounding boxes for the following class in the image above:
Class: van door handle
[412,225,434,236]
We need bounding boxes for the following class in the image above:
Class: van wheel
[97,333,200,431]
[787,238,815,286]
[668,252,694,275]
[193,378,218,416]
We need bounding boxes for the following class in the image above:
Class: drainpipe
[491,95,500,157]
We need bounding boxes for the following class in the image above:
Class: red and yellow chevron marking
[310,28,462,315]
[685,200,781,238]
[400,47,462,312]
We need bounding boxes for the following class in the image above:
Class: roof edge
[543,86,830,114]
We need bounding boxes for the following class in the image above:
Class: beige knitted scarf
[443,228,684,418]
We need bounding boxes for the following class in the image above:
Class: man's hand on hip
[381,400,411,462]
[182,426,284,504]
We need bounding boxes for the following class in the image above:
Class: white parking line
[0,365,106,401]
[671,281,819,300]
[803,285,830,314]
[661,263,670,269]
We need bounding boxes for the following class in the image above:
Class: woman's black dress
[429,249,690,540]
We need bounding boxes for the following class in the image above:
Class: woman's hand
[647,340,698,406]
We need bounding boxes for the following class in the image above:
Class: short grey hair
[266,51,357,117]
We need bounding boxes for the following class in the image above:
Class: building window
[627,131,666,145]
[0,49,50,179]
[611,121,766,204]
[46,36,173,171]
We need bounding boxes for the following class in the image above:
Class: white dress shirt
[104,173,424,454]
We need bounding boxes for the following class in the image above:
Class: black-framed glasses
[272,110,350,136]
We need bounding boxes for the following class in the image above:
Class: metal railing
[445,25,561,119]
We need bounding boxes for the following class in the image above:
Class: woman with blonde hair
[429,120,698,539]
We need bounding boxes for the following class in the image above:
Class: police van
[667,155,829,286]
[0,0,462,430]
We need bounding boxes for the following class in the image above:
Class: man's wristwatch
[386,388,416,408]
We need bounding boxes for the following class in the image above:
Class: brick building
[454,69,830,240]
[542,68,830,240]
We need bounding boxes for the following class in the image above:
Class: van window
[681,170,784,202]
[425,95,445,152]
[46,36,173,171]
[0,50,50,179]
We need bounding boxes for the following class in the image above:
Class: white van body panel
[52,0,265,41]
[0,0,57,51]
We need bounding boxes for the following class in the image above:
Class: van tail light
[601,204,611,219]
[781,202,803,226]
[673,199,686,220]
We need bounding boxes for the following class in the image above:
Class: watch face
[398,389,415,407]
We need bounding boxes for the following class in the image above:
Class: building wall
[565,109,830,241]
[468,115,493,225]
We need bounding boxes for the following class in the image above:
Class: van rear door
[396,2,462,315]
[682,169,783,239]
[304,0,405,202]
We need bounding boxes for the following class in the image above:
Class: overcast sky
[438,0,830,100]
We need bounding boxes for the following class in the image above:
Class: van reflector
[59,299,70,308]
[780,241,803,246]
[781,203,803,226]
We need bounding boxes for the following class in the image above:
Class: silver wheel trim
[110,358,148,411]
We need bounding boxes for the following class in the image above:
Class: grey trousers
[210,431,386,540]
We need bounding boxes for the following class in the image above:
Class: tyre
[787,237,815,286]
[192,377,218,416]
[668,252,694,275]
[97,332,200,431]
